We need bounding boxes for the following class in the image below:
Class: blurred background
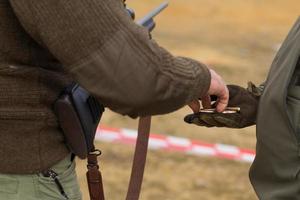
[76,0,300,199]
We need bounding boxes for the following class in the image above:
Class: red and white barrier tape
[95,126,255,163]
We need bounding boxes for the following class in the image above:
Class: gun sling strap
[87,116,152,200]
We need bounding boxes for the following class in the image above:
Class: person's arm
[9,0,212,117]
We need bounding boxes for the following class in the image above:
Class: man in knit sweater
[0,0,228,199]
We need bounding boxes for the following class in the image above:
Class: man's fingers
[207,69,229,112]
[216,87,229,112]
[201,95,211,109]
[216,100,227,112]
[188,100,200,113]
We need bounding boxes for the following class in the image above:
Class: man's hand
[188,69,229,113]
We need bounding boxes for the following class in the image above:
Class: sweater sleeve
[9,0,211,117]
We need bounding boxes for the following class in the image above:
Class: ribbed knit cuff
[177,57,211,104]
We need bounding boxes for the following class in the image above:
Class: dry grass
[75,1,300,199]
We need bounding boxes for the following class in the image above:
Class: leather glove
[184,82,262,128]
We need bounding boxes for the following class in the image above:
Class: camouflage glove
[184,82,262,128]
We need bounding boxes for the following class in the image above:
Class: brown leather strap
[86,116,151,200]
[86,151,105,200]
[126,116,151,200]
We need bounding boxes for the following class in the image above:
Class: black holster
[54,83,104,159]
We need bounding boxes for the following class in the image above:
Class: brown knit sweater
[0,0,210,173]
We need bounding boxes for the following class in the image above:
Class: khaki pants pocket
[36,156,82,200]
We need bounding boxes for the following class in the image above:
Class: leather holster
[54,83,104,159]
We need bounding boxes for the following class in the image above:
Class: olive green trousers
[0,154,82,200]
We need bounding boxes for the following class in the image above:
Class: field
[76,1,300,199]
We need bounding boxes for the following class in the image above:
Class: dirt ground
[75,1,300,199]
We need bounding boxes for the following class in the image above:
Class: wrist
[185,62,211,102]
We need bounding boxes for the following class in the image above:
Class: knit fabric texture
[0,0,211,173]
